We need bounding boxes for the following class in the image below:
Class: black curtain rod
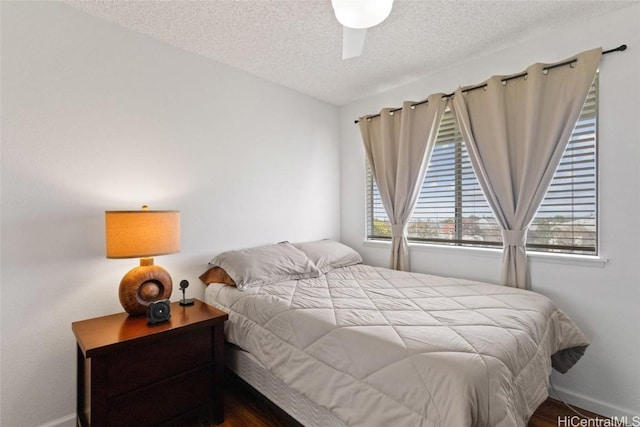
[354,44,627,124]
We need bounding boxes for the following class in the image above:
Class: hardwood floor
[193,371,608,427]
[217,374,302,427]
[528,398,605,427]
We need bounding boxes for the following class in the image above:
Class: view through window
[366,75,598,255]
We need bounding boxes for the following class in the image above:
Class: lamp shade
[332,0,394,29]
[105,210,180,259]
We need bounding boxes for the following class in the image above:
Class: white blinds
[367,75,598,255]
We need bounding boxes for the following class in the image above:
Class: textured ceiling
[64,0,636,105]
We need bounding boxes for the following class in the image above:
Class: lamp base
[119,259,172,316]
[179,298,195,306]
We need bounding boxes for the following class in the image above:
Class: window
[367,76,598,255]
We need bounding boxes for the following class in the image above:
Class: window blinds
[367,75,598,255]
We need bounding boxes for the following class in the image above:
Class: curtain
[359,94,447,271]
[450,48,601,288]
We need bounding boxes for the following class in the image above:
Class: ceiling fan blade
[342,27,367,59]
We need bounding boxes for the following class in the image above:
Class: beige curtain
[451,48,601,288]
[359,94,447,271]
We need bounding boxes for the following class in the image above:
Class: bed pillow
[292,239,363,273]
[199,266,236,286]
[208,242,321,290]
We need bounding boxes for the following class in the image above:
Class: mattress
[205,264,589,427]
[226,344,347,427]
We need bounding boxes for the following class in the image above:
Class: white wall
[340,4,640,419]
[0,2,340,426]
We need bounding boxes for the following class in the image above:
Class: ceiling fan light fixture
[331,0,394,29]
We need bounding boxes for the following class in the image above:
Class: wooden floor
[528,398,605,427]
[194,372,606,427]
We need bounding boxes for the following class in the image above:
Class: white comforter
[205,264,589,427]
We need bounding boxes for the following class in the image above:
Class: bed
[201,240,589,427]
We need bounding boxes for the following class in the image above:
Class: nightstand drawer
[107,327,211,397]
[107,366,211,426]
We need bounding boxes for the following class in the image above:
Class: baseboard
[37,413,75,427]
[549,384,638,420]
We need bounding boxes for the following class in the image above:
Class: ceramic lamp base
[119,258,172,316]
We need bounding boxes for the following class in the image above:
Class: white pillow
[208,242,320,290]
[292,239,363,273]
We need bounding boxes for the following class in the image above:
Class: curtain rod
[354,44,627,124]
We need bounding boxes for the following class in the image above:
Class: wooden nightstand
[72,299,228,427]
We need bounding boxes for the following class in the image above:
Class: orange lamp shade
[105,210,180,259]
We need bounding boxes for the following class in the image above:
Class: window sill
[362,239,609,268]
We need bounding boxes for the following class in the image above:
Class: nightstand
[72,299,228,427]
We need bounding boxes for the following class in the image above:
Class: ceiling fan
[331,0,394,59]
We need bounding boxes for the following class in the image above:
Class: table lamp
[105,206,180,316]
